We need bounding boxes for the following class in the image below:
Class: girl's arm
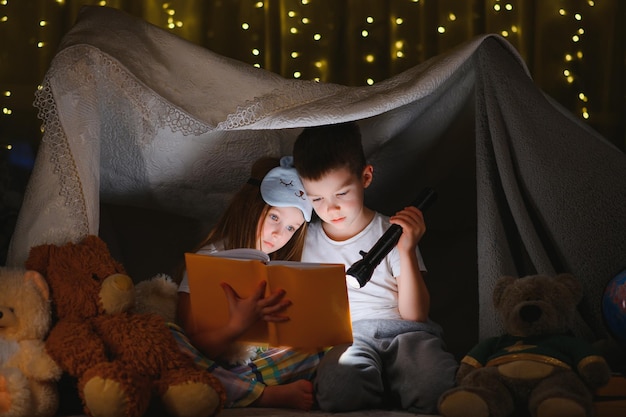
[392,206,430,322]
[177,281,291,359]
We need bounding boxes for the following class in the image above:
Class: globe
[602,269,626,345]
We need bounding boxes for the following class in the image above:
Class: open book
[185,249,353,348]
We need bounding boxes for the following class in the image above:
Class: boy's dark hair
[293,122,366,180]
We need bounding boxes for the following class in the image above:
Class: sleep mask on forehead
[260,156,312,222]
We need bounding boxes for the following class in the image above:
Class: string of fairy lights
[0,0,609,155]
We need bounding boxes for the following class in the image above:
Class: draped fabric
[7,6,626,344]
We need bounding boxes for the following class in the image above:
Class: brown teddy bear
[25,235,226,417]
[438,273,611,417]
[0,267,62,417]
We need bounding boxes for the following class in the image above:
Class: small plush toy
[25,235,226,417]
[0,267,62,417]
[438,273,611,417]
[133,273,179,323]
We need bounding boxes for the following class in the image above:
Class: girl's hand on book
[221,281,291,334]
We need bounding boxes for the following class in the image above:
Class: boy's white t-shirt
[301,212,426,322]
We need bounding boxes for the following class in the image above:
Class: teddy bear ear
[24,244,53,276]
[492,275,516,309]
[24,270,50,301]
[554,273,583,303]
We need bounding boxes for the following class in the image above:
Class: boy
[292,122,458,413]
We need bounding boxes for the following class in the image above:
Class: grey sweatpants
[314,319,458,414]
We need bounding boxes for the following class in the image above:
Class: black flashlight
[345,187,437,289]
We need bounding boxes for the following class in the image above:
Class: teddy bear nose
[520,305,542,323]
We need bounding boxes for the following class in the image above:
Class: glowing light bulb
[437,26,445,34]
[301,18,309,24]
[252,48,260,56]
[494,4,501,11]
[501,30,509,37]
[395,18,403,25]
[448,13,456,21]
[361,30,369,37]
[505,3,513,11]
[255,1,264,8]
[366,17,374,24]
[313,33,321,41]
[294,71,301,78]
[396,51,404,58]
[365,54,374,63]
[290,27,298,34]
[572,35,580,42]
[565,54,573,61]
[3,91,10,97]
[37,41,45,48]
[0,16,7,22]
[39,20,47,26]
[242,23,250,30]
[582,108,589,119]
[575,13,582,20]
[291,51,299,58]
[559,9,566,16]
[366,78,374,85]
[288,11,296,17]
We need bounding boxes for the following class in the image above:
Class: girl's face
[256,206,305,254]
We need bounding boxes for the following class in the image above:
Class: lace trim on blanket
[32,46,214,228]
[34,79,90,236]
[217,79,348,129]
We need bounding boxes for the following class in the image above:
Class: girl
[172,156,323,411]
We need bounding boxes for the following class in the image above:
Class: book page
[213,248,271,262]
[267,263,352,348]
[185,253,270,344]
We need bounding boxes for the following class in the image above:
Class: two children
[293,122,458,413]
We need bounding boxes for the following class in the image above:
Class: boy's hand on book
[220,281,291,334]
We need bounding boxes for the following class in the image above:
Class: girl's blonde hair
[194,156,307,262]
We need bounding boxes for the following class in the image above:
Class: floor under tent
[6,6,626,417]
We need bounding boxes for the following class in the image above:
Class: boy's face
[301,165,373,240]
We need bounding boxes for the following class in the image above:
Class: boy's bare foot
[252,379,314,410]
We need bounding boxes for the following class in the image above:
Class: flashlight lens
[346,275,362,289]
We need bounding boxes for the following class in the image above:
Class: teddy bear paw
[162,382,222,417]
[0,369,32,415]
[535,397,586,417]
[83,376,135,417]
[439,390,489,417]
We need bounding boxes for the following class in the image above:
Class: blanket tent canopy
[7,6,626,356]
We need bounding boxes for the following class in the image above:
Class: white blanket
[8,6,626,343]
